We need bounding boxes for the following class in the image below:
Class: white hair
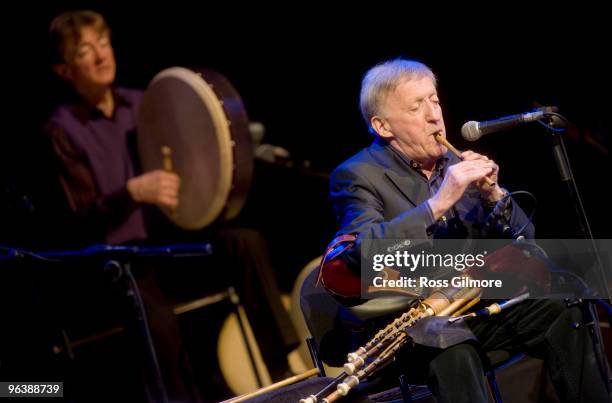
[360,59,436,131]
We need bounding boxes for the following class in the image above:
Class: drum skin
[138,67,253,229]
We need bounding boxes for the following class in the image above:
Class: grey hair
[360,58,436,131]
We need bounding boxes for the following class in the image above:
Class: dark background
[0,0,609,315]
[0,2,610,401]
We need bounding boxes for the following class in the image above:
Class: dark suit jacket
[330,137,534,271]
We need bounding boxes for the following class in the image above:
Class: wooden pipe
[434,133,496,187]
[221,368,320,403]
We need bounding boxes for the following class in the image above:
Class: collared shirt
[46,87,147,245]
[410,156,462,236]
[388,146,458,233]
[394,149,512,238]
[405,155,449,201]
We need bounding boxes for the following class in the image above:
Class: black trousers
[5,258,201,403]
[40,226,299,402]
[213,227,300,381]
[406,299,611,403]
[137,226,300,400]
[135,266,201,403]
[145,224,300,387]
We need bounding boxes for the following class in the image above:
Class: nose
[92,44,108,64]
[424,99,442,122]
[93,48,104,63]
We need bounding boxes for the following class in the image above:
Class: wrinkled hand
[461,151,506,202]
[127,170,180,209]
[428,152,501,219]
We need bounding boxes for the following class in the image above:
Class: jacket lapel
[384,169,429,207]
[368,139,430,207]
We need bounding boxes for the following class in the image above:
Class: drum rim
[140,67,234,229]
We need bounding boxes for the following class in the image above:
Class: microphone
[461,107,556,141]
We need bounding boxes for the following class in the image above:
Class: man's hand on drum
[127,170,180,209]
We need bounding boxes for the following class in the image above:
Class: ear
[52,63,72,81]
[371,116,394,139]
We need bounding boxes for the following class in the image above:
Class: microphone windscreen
[461,121,481,141]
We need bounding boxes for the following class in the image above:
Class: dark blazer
[330,137,534,270]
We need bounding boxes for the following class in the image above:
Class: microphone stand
[545,114,612,391]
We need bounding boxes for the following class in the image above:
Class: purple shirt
[46,87,147,244]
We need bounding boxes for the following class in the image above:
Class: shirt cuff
[422,200,437,228]
[481,188,509,209]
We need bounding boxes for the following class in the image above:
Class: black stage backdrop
[0,3,610,401]
[2,2,610,286]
